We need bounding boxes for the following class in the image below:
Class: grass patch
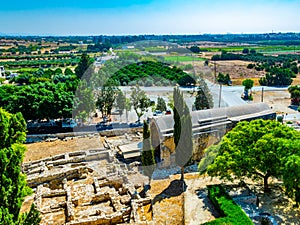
[201,185,253,225]
[164,55,206,62]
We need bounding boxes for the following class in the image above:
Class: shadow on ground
[195,188,221,218]
[152,179,187,204]
[288,105,299,111]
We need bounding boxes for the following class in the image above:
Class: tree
[217,73,231,85]
[156,97,167,112]
[242,79,254,100]
[0,109,41,224]
[282,154,300,205]
[75,53,93,79]
[141,121,156,184]
[194,86,212,110]
[288,85,300,105]
[125,98,131,123]
[203,119,300,193]
[73,80,95,122]
[189,46,200,53]
[96,80,119,118]
[173,88,193,181]
[242,48,249,54]
[242,79,254,90]
[64,68,74,75]
[130,86,150,122]
[115,90,126,121]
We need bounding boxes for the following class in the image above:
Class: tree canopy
[242,79,254,90]
[130,86,151,122]
[0,108,40,224]
[111,61,194,86]
[288,85,300,105]
[201,119,300,200]
[0,81,77,121]
[156,97,167,112]
[75,53,94,79]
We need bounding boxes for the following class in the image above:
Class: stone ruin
[22,145,155,225]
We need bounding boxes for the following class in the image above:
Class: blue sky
[1,0,300,35]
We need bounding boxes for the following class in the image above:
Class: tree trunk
[180,166,184,181]
[263,173,270,192]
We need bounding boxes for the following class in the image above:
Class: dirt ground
[252,90,296,114]
[150,174,184,225]
[24,135,103,162]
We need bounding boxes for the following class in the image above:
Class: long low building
[149,102,276,167]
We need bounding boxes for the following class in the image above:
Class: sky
[1,0,300,35]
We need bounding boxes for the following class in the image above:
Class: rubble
[23,134,153,225]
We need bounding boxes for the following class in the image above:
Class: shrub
[202,185,253,225]
[277,116,283,123]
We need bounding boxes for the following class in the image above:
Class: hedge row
[202,185,253,225]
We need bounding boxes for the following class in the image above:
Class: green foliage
[189,46,201,53]
[242,48,249,54]
[75,53,94,79]
[73,80,95,122]
[242,79,254,90]
[217,73,231,85]
[64,67,74,75]
[173,87,193,180]
[194,81,213,110]
[204,119,300,194]
[130,86,151,122]
[115,90,126,117]
[21,204,41,225]
[198,145,219,173]
[0,81,77,120]
[288,85,300,105]
[156,97,167,112]
[0,58,80,68]
[141,121,156,179]
[201,185,253,225]
[282,155,300,205]
[87,42,112,53]
[96,79,119,118]
[0,109,40,224]
[259,67,293,86]
[111,61,194,86]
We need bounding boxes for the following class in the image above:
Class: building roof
[152,103,275,136]
[117,142,142,160]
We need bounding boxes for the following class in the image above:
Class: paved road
[205,80,289,108]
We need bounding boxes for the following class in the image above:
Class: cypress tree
[141,121,156,183]
[173,88,193,181]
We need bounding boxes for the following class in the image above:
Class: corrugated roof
[152,103,275,134]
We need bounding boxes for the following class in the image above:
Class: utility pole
[261,87,264,102]
[214,61,217,83]
[218,83,222,108]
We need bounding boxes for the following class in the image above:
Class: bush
[144,78,153,87]
[277,116,283,123]
[201,185,253,225]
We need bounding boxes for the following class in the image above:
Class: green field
[164,55,206,62]
[200,45,300,53]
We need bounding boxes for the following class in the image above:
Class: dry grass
[24,136,103,162]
